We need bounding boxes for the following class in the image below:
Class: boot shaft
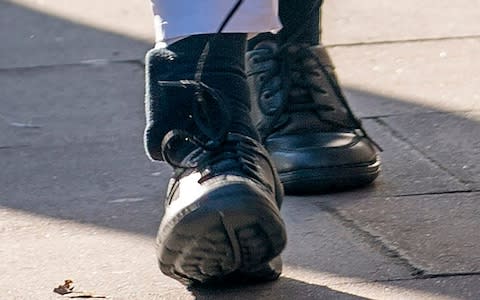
[144,34,259,161]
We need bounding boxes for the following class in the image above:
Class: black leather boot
[246,41,381,194]
[144,35,287,285]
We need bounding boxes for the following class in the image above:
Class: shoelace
[159,80,265,185]
[159,80,230,168]
[280,45,334,113]
[159,0,244,169]
[255,43,382,151]
[254,44,335,135]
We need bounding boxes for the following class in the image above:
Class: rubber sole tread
[158,202,286,285]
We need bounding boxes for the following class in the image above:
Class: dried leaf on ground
[53,279,107,298]
[53,279,74,295]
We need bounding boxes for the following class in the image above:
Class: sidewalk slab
[4,204,478,300]
[329,39,480,117]
[6,0,154,42]
[0,1,151,69]
[0,209,181,300]
[0,141,166,236]
[329,276,480,300]
[343,87,435,119]
[6,0,480,67]
[384,112,480,189]
[317,192,480,274]
[0,63,145,148]
[0,191,412,299]
[189,275,480,300]
[349,119,467,197]
[323,0,480,45]
[282,198,412,283]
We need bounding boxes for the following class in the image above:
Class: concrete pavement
[1,1,479,299]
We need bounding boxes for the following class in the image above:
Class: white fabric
[151,0,281,44]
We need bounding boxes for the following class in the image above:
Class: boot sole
[280,159,381,195]
[156,184,287,285]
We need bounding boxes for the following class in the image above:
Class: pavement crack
[316,202,426,277]
[359,109,476,120]
[373,272,480,284]
[325,34,480,48]
[418,272,480,279]
[373,118,471,187]
[335,272,480,286]
[0,144,31,150]
[0,59,144,73]
[388,190,478,198]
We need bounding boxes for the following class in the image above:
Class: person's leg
[278,0,321,45]
[247,0,381,194]
[145,0,286,285]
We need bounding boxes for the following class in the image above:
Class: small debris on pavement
[53,279,74,295]
[53,279,107,298]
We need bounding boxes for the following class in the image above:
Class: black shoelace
[160,0,259,172]
[255,43,382,151]
[254,44,336,135]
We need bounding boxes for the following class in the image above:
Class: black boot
[144,34,287,285]
[246,0,381,194]
[247,39,381,194]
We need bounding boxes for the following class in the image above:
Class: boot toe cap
[265,132,381,194]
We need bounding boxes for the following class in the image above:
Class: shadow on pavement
[189,277,370,300]
[1,1,478,299]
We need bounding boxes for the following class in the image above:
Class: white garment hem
[152,0,281,45]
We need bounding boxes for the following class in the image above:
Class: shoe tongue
[281,46,358,134]
[273,111,349,135]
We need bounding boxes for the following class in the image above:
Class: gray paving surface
[385,112,480,189]
[1,0,479,299]
[330,39,480,115]
[0,1,151,69]
[322,0,480,45]
[355,119,467,196]
[316,192,480,274]
[328,276,480,300]
[0,63,145,146]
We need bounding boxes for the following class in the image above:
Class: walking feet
[145,31,381,288]
[144,0,381,287]
[144,35,287,285]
